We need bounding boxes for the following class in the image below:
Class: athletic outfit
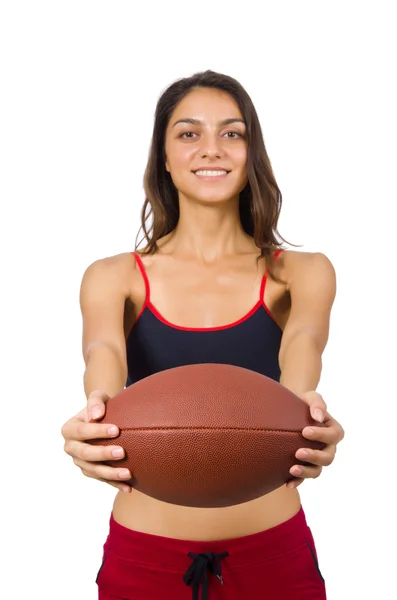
[96,251,327,599]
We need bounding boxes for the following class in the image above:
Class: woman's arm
[277,251,344,488]
[61,254,135,492]
[279,251,336,397]
[80,256,129,405]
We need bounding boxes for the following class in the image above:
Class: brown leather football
[88,363,325,507]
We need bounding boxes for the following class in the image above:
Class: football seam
[119,426,304,433]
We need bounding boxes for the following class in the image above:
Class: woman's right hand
[61,390,132,493]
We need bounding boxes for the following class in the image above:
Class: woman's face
[164,87,248,205]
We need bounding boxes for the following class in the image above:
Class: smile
[194,170,230,180]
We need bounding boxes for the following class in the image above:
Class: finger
[299,391,327,423]
[65,440,126,462]
[75,457,132,481]
[289,464,323,480]
[61,413,84,438]
[302,421,342,444]
[66,420,120,442]
[311,405,326,423]
[87,390,110,421]
[98,479,132,493]
[286,477,304,489]
[302,390,327,410]
[324,416,345,443]
[309,399,327,423]
[295,446,336,468]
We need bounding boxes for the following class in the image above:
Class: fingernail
[91,406,102,419]
[107,426,118,436]
[122,486,131,493]
[291,466,302,476]
[305,428,314,437]
[119,470,130,479]
[297,450,308,459]
[112,448,123,458]
[314,409,324,422]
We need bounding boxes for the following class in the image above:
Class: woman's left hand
[287,391,345,489]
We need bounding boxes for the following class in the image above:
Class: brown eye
[225,131,243,139]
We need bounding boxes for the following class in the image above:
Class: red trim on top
[132,252,150,322]
[274,249,284,260]
[130,249,284,332]
[260,249,285,327]
[148,299,264,332]
[259,273,267,303]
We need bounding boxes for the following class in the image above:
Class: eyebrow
[172,117,246,128]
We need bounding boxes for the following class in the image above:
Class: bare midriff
[112,485,301,541]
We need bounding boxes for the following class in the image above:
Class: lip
[193,170,230,182]
[192,168,231,173]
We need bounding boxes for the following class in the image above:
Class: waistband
[105,506,310,570]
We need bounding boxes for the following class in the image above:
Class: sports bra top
[125,251,284,387]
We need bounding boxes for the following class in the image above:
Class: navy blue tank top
[126,251,284,387]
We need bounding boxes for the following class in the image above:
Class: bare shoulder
[276,251,337,363]
[279,250,336,292]
[80,252,140,297]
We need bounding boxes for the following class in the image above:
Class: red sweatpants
[96,506,326,600]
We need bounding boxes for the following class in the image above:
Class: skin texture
[62,87,344,540]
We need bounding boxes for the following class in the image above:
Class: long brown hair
[135,70,298,282]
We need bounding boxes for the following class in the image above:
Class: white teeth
[195,170,228,177]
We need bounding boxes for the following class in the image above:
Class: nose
[198,132,224,159]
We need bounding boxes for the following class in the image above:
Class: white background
[1,1,396,599]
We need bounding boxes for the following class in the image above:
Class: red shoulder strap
[273,249,284,260]
[132,251,150,304]
[259,249,284,300]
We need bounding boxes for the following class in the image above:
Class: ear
[165,159,170,172]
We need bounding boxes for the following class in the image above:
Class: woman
[62,70,344,600]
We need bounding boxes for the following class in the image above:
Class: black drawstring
[183,551,229,600]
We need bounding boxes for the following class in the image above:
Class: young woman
[61,70,344,600]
